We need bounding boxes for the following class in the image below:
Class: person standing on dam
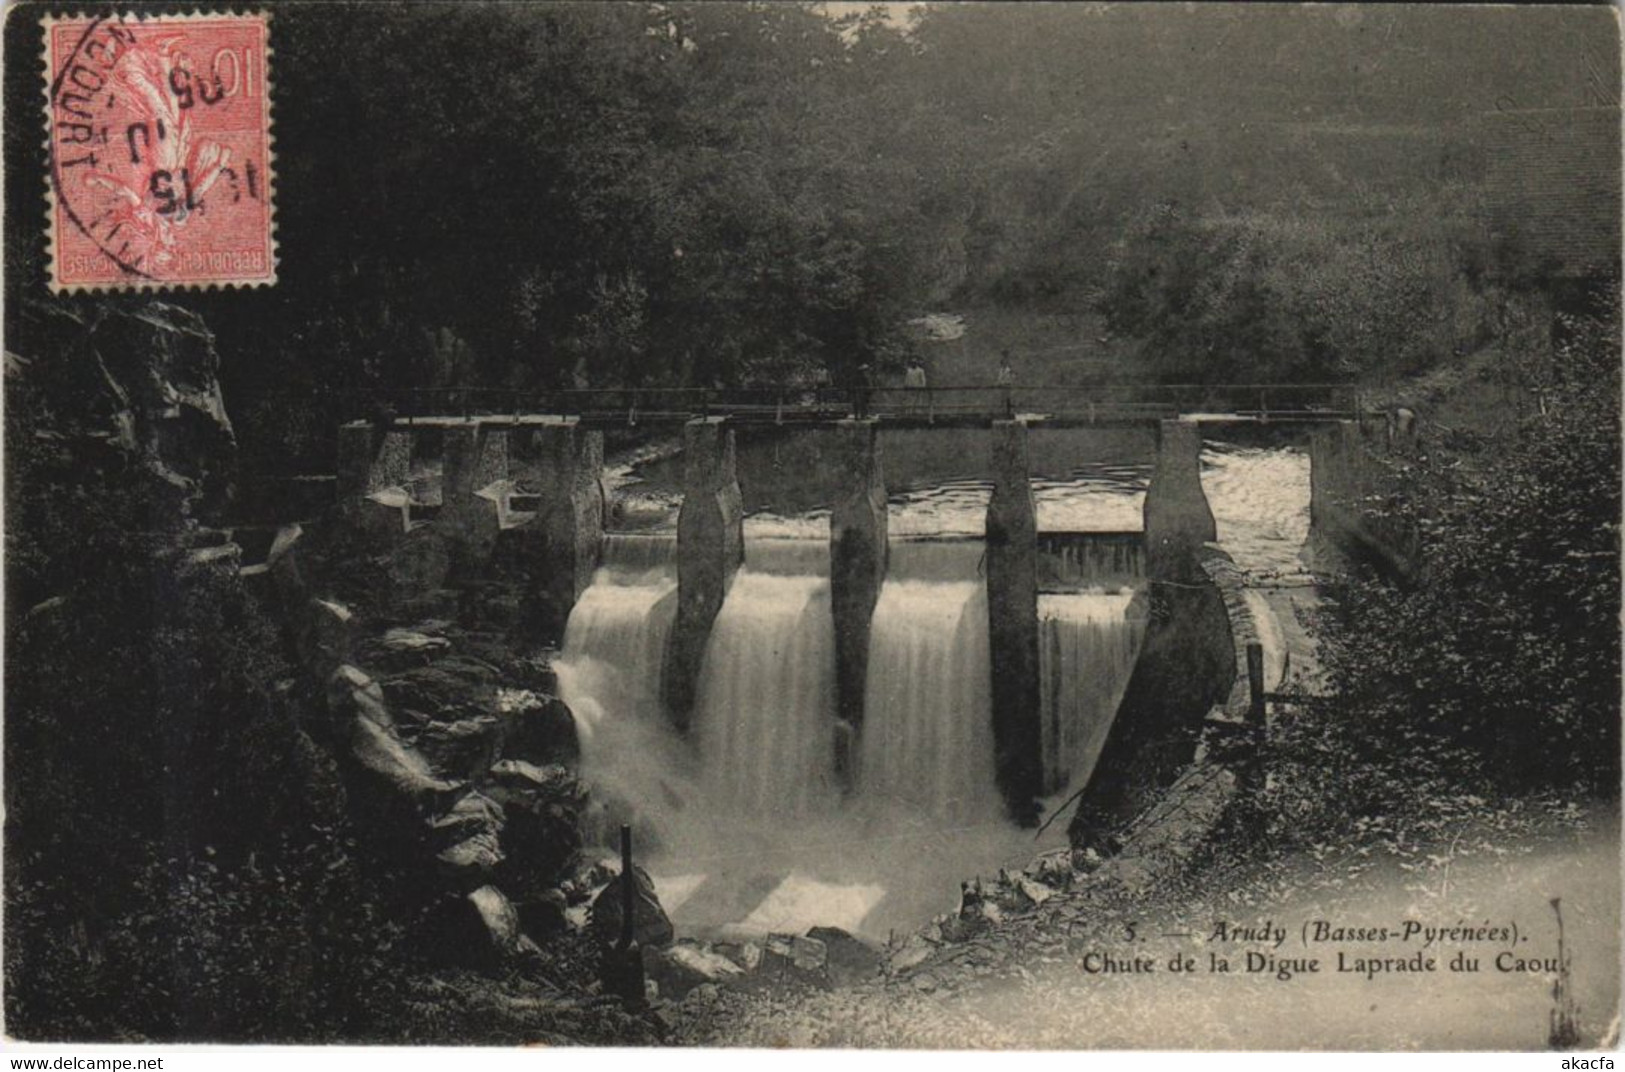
[853,362,873,419]
[903,358,928,416]
[996,349,1016,417]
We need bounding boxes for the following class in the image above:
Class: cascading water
[595,531,679,573]
[1038,534,1145,590]
[1038,591,1146,795]
[557,534,678,724]
[543,435,1330,940]
[1200,444,1312,579]
[554,533,692,844]
[1201,443,1315,689]
[858,539,1001,822]
[692,538,839,819]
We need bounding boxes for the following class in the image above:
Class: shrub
[1270,285,1621,841]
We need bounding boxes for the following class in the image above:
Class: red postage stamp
[44,12,275,292]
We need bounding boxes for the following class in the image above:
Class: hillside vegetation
[8,3,1614,471]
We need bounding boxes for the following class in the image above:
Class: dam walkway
[359,382,1377,429]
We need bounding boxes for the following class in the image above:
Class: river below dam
[553,426,1312,941]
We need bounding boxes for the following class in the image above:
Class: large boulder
[759,933,830,987]
[500,691,579,766]
[516,889,570,938]
[588,863,674,949]
[241,523,311,622]
[415,715,505,782]
[327,664,460,868]
[486,760,584,898]
[326,664,386,736]
[424,885,538,972]
[806,926,882,988]
[379,654,500,724]
[294,598,356,681]
[348,702,460,800]
[644,942,746,999]
[429,791,506,888]
[357,623,454,673]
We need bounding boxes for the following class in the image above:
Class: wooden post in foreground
[602,823,645,1009]
[1246,642,1266,728]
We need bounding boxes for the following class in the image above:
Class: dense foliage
[1097,196,1495,384]
[9,3,1611,472]
[1263,289,1621,841]
[2,346,404,1038]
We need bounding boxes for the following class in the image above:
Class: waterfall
[743,535,831,577]
[693,540,838,819]
[600,531,677,574]
[554,534,688,844]
[1038,534,1145,590]
[557,532,679,723]
[859,539,1000,822]
[887,536,987,581]
[1037,591,1146,795]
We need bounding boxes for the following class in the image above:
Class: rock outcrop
[426,885,541,972]
[244,514,594,974]
[12,300,238,521]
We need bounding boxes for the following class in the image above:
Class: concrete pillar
[337,422,375,500]
[662,418,744,732]
[1307,422,1350,543]
[442,425,507,573]
[1307,419,1416,577]
[985,418,1042,826]
[474,427,510,491]
[829,419,887,789]
[533,421,605,633]
[336,421,410,541]
[1309,420,1369,556]
[442,425,481,508]
[373,429,413,489]
[1142,419,1217,584]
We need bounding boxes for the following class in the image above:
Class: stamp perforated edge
[41,8,278,294]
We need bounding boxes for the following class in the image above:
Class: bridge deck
[360,383,1377,431]
[381,408,1372,431]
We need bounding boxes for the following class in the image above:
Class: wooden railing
[353,382,1367,425]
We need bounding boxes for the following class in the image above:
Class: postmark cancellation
[44,11,275,292]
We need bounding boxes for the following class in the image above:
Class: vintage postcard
[3,0,1619,1058]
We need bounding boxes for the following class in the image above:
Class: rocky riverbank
[671,797,1616,1049]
